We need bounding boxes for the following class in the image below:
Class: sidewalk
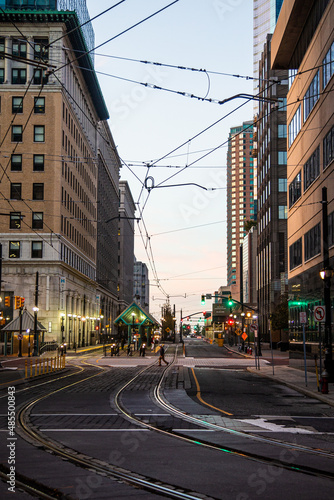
[225,344,334,407]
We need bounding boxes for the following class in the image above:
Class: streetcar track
[5,346,334,499]
[114,347,334,481]
[13,353,217,500]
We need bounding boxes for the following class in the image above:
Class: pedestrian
[121,338,125,350]
[158,345,168,366]
[127,344,131,356]
[141,343,146,357]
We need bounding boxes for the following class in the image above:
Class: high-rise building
[253,0,284,104]
[133,259,149,310]
[0,6,133,351]
[226,121,256,302]
[118,181,136,308]
[256,34,289,342]
[271,0,334,345]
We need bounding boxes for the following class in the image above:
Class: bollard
[30,360,33,377]
[25,360,28,378]
[50,357,53,372]
[43,358,45,375]
[46,358,49,374]
[321,369,329,394]
[39,359,42,376]
[34,361,38,377]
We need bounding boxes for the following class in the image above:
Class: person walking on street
[158,345,168,366]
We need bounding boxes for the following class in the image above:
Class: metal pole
[33,272,39,356]
[303,323,308,387]
[322,187,333,376]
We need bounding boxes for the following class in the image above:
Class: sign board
[213,303,229,316]
[235,328,242,336]
[314,306,326,322]
[206,293,212,300]
[250,323,257,332]
[299,312,307,324]
[17,333,23,340]
[242,332,248,341]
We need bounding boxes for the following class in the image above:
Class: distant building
[256,34,289,340]
[226,121,256,302]
[271,0,334,340]
[242,226,257,306]
[133,259,149,310]
[253,0,284,109]
[118,181,136,308]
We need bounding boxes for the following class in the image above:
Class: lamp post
[60,313,65,345]
[67,314,72,349]
[320,267,333,376]
[32,307,39,356]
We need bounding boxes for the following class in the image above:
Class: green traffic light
[201,294,205,305]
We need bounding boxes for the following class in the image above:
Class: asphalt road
[0,341,333,500]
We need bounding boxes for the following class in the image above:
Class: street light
[320,266,333,375]
[68,314,72,349]
[32,307,39,356]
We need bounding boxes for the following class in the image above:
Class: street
[0,340,334,499]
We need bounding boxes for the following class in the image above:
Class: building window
[278,151,287,165]
[278,178,287,192]
[12,125,22,142]
[323,41,334,88]
[33,183,44,200]
[11,154,22,171]
[34,97,45,113]
[33,69,48,85]
[323,125,334,170]
[288,105,301,147]
[0,68,4,84]
[304,146,320,190]
[32,212,43,229]
[304,223,321,261]
[278,124,287,138]
[329,211,334,247]
[34,125,45,142]
[10,183,21,200]
[10,212,21,229]
[33,154,44,171]
[289,238,302,270]
[304,71,319,122]
[12,40,26,58]
[0,37,4,58]
[9,241,20,259]
[278,206,287,219]
[289,171,301,207]
[34,38,49,62]
[12,68,26,84]
[31,241,43,259]
[12,97,23,113]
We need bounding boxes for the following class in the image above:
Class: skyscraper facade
[256,34,289,342]
[133,259,149,310]
[253,0,284,103]
[226,121,256,302]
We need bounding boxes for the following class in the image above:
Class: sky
[87,0,254,320]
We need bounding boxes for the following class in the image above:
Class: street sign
[299,312,307,324]
[206,293,212,299]
[235,328,242,336]
[242,332,248,341]
[314,306,326,322]
[250,324,257,332]
[17,333,23,340]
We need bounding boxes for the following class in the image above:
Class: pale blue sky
[87,0,253,318]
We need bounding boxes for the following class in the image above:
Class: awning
[1,310,47,332]
[114,302,160,328]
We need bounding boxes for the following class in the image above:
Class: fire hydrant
[321,369,329,394]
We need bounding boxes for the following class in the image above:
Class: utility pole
[322,187,333,377]
[33,272,39,356]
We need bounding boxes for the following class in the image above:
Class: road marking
[191,368,233,416]
[237,418,315,433]
[40,428,150,432]
[32,413,119,416]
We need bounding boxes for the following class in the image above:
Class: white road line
[31,413,118,416]
[40,428,150,432]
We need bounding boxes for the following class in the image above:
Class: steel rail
[15,356,217,500]
[114,347,334,481]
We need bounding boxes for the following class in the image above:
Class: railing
[39,341,59,354]
[25,355,66,378]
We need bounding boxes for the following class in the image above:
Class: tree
[271,295,289,332]
[244,220,257,232]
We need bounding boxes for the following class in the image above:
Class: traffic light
[14,296,21,309]
[201,294,205,305]
[228,295,233,307]
[20,297,25,308]
[203,311,206,317]
[4,296,10,307]
[228,318,234,326]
